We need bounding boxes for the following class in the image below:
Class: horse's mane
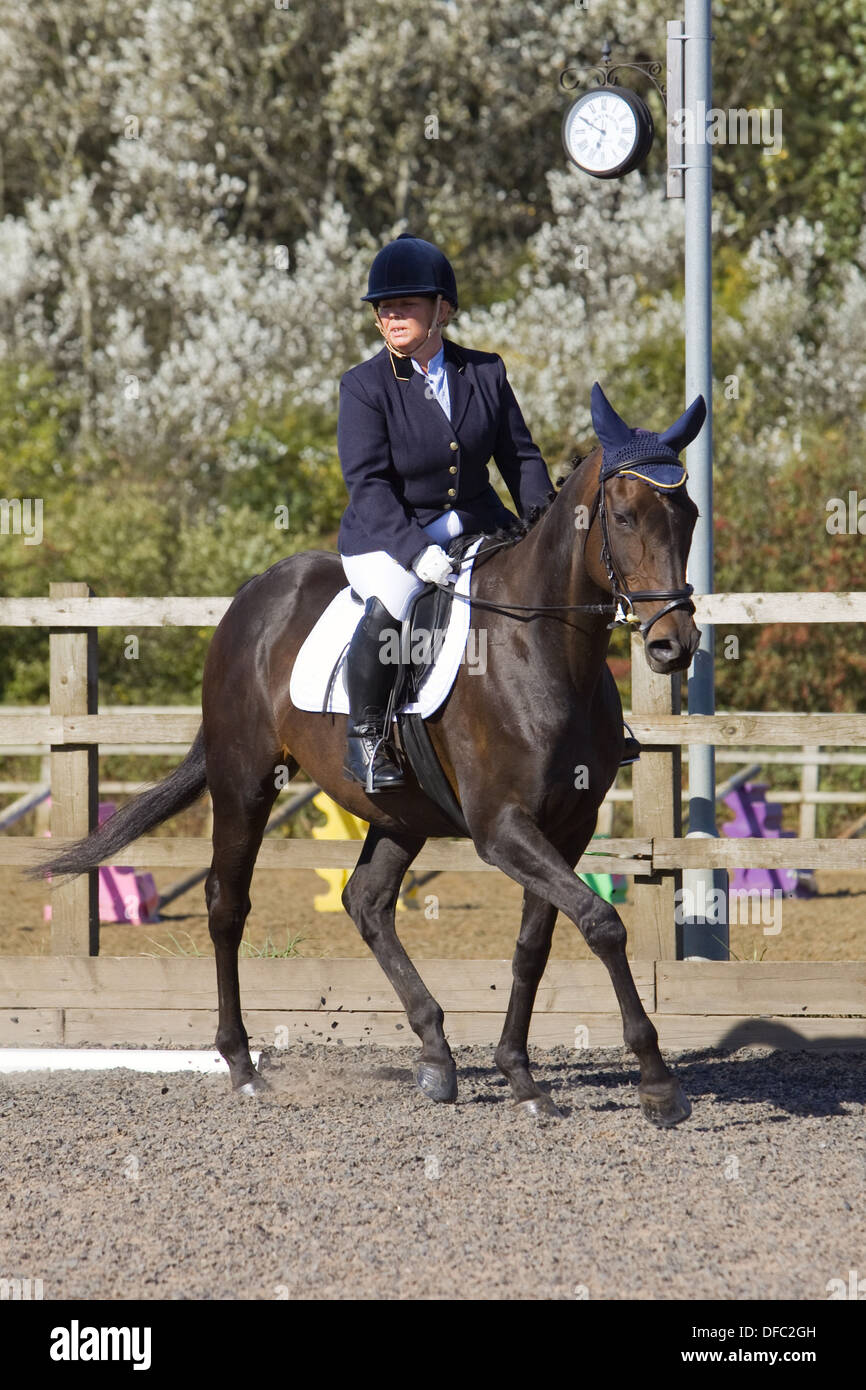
[486,451,593,550]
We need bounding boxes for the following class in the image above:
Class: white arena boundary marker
[0,1049,260,1075]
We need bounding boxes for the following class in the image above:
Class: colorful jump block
[721,783,814,897]
[579,836,627,905]
[311,792,368,911]
[43,801,160,925]
[308,793,413,913]
[311,793,416,911]
[96,863,160,926]
[579,870,627,904]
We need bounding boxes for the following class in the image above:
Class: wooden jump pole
[0,784,50,831]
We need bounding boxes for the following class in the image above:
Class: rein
[435,462,694,636]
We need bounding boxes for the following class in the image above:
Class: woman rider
[337,233,554,791]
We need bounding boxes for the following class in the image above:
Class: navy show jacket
[337,338,554,569]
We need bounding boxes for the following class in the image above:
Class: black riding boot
[343,597,406,791]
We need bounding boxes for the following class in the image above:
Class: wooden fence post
[49,581,99,955]
[596,795,615,837]
[629,633,681,960]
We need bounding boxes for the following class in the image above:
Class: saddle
[389,534,479,837]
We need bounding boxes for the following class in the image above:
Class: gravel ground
[1,1043,864,1302]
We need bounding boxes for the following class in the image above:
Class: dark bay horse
[34,387,703,1127]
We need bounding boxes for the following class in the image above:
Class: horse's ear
[657,395,707,453]
[591,382,632,451]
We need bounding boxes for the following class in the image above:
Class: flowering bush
[0,0,864,716]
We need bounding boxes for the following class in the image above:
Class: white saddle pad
[289,538,484,718]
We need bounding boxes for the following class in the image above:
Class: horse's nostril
[647,638,684,667]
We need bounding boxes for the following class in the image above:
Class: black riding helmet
[362,233,458,309]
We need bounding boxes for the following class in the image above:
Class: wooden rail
[3,833,860,872]
[0,836,649,875]
[4,709,866,747]
[1,958,863,1050]
[2,590,864,626]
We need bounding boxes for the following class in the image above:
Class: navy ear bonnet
[591,382,706,490]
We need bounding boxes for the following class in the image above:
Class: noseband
[589,461,695,639]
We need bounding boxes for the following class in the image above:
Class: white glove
[412,544,456,585]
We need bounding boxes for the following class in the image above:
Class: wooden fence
[8,734,864,840]
[1,582,865,1050]
[2,957,864,1050]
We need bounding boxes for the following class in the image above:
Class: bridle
[588,459,695,638]
[437,459,695,639]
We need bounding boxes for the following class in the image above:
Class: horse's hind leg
[205,756,289,1094]
[342,825,457,1103]
[494,890,560,1116]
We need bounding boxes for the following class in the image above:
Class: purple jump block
[721,783,814,897]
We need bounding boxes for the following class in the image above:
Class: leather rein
[437,459,695,639]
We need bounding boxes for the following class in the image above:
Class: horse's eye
[613,511,632,527]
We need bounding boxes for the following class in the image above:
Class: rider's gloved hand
[412,544,456,586]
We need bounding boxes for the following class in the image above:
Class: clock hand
[577,114,605,135]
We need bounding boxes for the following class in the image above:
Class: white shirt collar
[411,345,445,376]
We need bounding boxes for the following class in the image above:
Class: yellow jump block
[311,792,416,911]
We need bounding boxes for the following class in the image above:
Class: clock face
[562,87,653,178]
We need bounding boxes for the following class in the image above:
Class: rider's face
[375,296,446,353]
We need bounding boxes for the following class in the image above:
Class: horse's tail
[25,727,208,882]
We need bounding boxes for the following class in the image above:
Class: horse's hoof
[638,1079,691,1127]
[514,1093,562,1119]
[415,1061,457,1104]
[236,1072,270,1098]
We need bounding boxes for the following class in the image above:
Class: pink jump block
[43,801,160,925]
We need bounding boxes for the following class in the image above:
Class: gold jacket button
[449,465,457,474]
[447,488,457,497]
[443,503,452,510]
[449,440,458,451]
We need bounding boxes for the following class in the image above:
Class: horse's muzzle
[644,620,701,674]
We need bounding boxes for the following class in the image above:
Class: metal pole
[681,0,729,958]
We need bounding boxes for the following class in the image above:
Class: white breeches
[341,512,464,622]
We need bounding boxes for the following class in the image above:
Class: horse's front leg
[474,806,690,1127]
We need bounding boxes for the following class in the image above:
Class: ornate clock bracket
[560,26,692,199]
[560,39,667,106]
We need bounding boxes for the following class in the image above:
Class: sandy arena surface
[1,1044,864,1301]
[2,817,864,1305]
